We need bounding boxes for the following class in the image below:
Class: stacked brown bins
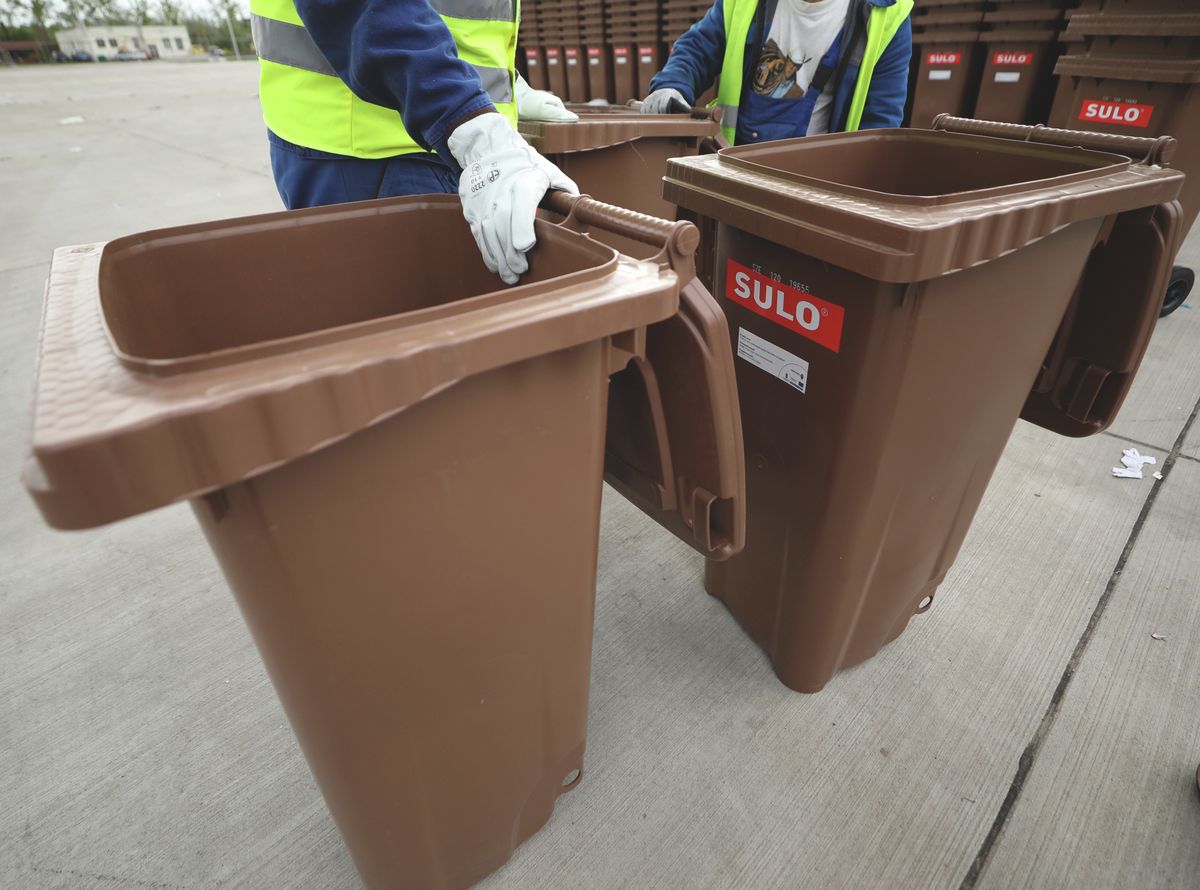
[663,0,719,107]
[608,0,661,102]
[1050,4,1200,313]
[909,0,987,127]
[664,118,1183,692]
[582,0,612,101]
[973,0,1068,124]
[560,4,589,102]
[22,194,746,888]
[519,2,546,91]
[521,105,722,258]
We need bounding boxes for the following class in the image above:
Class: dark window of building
[108,38,117,47]
[96,38,105,48]
[175,38,183,50]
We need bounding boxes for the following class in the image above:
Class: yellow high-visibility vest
[250,0,519,159]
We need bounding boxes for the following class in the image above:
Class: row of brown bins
[1047,0,1200,314]
[23,117,1185,887]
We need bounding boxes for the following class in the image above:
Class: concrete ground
[2,62,1199,890]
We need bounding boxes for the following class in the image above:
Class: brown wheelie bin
[22,194,745,888]
[1050,12,1200,313]
[664,118,1183,692]
[520,104,722,258]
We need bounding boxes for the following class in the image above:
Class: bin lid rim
[1065,12,1200,37]
[715,129,1134,208]
[25,201,681,529]
[1054,54,1200,83]
[663,129,1184,283]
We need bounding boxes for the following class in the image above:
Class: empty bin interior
[99,199,616,364]
[723,130,1122,204]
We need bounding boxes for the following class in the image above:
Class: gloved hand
[448,112,579,285]
[515,74,578,122]
[641,88,691,114]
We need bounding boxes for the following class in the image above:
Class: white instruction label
[737,328,809,393]
[928,70,952,81]
[994,71,1021,83]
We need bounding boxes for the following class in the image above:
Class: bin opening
[721,130,1125,205]
[98,199,617,369]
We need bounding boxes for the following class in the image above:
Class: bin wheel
[1161,266,1194,318]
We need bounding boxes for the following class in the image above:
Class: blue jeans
[268,131,460,210]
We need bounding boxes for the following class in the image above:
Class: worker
[249,0,579,284]
[642,0,913,143]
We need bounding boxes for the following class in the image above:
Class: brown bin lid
[981,28,1061,42]
[1054,54,1200,83]
[24,196,684,530]
[519,108,720,154]
[1064,12,1200,37]
[662,127,1185,283]
[912,30,983,45]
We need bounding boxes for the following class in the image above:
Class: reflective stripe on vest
[713,0,912,144]
[249,0,519,159]
[251,14,514,104]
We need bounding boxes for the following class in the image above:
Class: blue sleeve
[648,0,728,103]
[858,15,911,129]
[293,0,496,165]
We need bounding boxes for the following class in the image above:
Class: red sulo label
[725,260,845,353]
[565,48,578,58]
[614,47,629,56]
[587,47,601,57]
[926,51,960,65]
[993,51,1032,65]
[1079,99,1154,128]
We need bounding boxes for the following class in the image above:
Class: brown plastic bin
[972,29,1060,124]
[663,119,1183,692]
[23,194,745,888]
[563,46,589,101]
[1051,55,1200,239]
[523,46,547,92]
[542,46,568,98]
[521,106,722,258]
[909,32,984,127]
[586,44,614,101]
[612,44,638,103]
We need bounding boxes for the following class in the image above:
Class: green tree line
[0,0,250,57]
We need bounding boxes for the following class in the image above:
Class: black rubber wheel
[1161,265,1195,318]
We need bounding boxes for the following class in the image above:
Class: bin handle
[541,190,700,281]
[931,115,1177,167]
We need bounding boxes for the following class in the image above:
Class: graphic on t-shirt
[753,40,812,99]
[750,0,850,101]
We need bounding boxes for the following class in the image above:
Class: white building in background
[55,25,192,60]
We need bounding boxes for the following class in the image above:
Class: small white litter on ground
[1151,633,1167,642]
[1112,447,1158,479]
[58,115,84,125]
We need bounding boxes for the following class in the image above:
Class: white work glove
[514,74,578,122]
[641,88,691,114]
[448,112,579,285]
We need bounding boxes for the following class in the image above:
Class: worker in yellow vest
[644,0,912,143]
[250,0,578,284]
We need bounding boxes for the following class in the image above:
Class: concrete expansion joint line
[958,391,1200,890]
[106,122,271,179]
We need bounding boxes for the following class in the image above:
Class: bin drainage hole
[561,769,581,789]
[917,595,934,613]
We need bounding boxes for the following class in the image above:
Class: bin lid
[23,197,683,529]
[663,127,1185,282]
[1054,54,1200,84]
[519,108,721,154]
[1064,12,1200,38]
